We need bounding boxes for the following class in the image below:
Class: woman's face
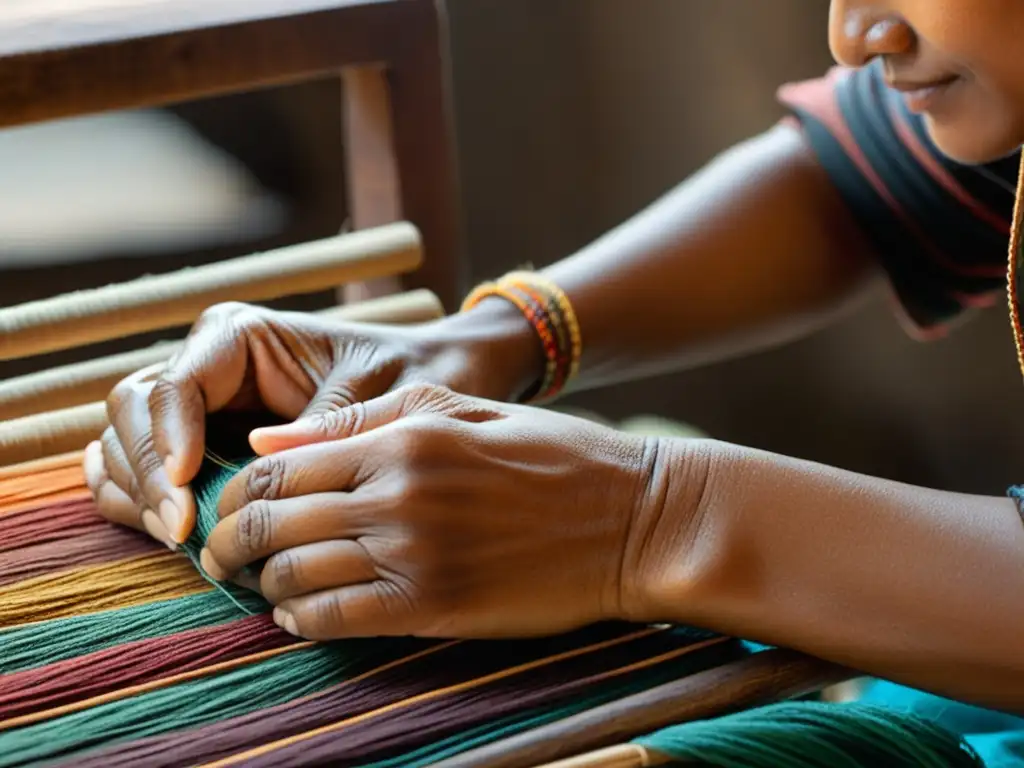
[829,0,1024,164]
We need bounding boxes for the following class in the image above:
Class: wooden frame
[0,0,463,310]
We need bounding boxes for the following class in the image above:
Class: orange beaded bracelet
[461,271,581,403]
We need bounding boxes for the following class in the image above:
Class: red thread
[0,614,296,720]
[0,498,105,553]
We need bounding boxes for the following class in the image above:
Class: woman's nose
[829,1,915,68]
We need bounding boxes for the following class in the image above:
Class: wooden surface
[0,0,430,129]
[0,0,463,314]
[0,0,399,57]
[386,0,464,309]
[0,0,463,309]
[340,65,405,304]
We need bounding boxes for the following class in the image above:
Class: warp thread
[0,526,159,587]
[0,614,296,720]
[0,414,990,768]
[0,590,266,676]
[48,628,735,768]
[634,701,986,768]
[0,498,106,552]
[0,457,89,514]
[0,552,208,627]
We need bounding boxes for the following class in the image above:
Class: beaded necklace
[1008,153,1024,381]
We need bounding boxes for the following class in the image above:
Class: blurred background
[3,0,1022,495]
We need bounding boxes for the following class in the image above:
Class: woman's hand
[84,300,543,548]
[200,383,691,640]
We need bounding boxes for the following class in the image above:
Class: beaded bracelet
[461,271,582,403]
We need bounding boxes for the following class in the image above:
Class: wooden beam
[0,1,428,128]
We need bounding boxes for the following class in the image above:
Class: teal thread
[634,701,986,768]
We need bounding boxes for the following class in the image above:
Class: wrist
[620,435,732,625]
[425,298,545,402]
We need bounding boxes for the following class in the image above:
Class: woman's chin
[923,115,1023,166]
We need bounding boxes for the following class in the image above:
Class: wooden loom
[0,223,856,766]
[0,3,857,766]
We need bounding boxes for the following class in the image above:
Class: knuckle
[107,375,144,413]
[391,425,435,466]
[390,475,419,506]
[129,433,164,481]
[244,457,288,502]
[235,500,274,553]
[147,377,177,418]
[197,301,250,326]
[371,579,418,621]
[312,403,362,437]
[400,382,455,413]
[313,593,347,633]
[266,551,303,597]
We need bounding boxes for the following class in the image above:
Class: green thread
[179,449,259,615]
[0,641,423,767]
[634,702,986,768]
[0,590,266,676]
[0,633,734,767]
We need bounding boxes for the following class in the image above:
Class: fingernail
[83,442,103,488]
[163,455,182,485]
[273,607,300,637]
[158,500,184,544]
[200,548,228,581]
[159,485,194,544]
[141,510,177,551]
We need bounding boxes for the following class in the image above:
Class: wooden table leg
[340,64,405,305]
[387,0,463,312]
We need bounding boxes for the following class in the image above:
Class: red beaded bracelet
[461,272,581,403]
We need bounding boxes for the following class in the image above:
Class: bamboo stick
[0,402,107,468]
[0,221,421,361]
[533,745,662,768]
[0,289,443,420]
[0,288,445,465]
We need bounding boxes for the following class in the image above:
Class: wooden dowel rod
[0,402,108,469]
[534,745,662,768]
[0,289,443,420]
[0,289,446,466]
[436,650,854,768]
[0,222,421,362]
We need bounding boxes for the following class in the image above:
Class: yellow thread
[0,553,210,628]
[203,449,242,471]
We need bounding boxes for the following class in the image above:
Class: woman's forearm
[434,123,878,400]
[644,438,1024,712]
[542,123,876,390]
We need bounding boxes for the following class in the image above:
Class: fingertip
[249,423,322,455]
[247,427,279,456]
[273,606,301,637]
[200,548,229,581]
[160,487,196,545]
[141,510,178,552]
[163,453,200,488]
[83,441,105,489]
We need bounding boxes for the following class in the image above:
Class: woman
[85,0,1024,735]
